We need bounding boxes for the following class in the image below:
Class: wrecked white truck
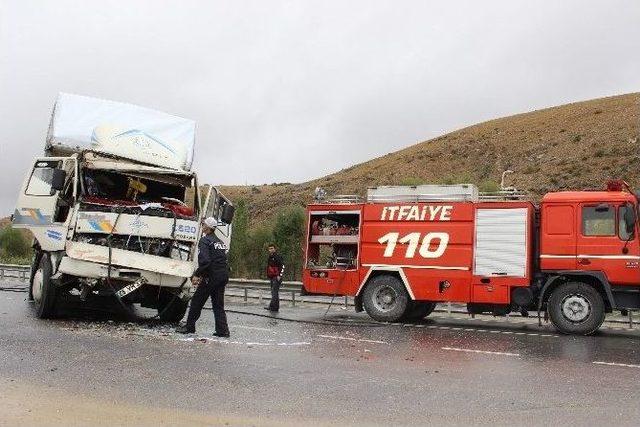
[12,93,234,321]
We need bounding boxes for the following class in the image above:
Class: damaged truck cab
[12,93,233,320]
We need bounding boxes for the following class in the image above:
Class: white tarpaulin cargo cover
[46,93,196,170]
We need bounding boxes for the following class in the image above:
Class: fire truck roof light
[606,180,625,192]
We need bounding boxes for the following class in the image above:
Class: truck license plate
[115,280,144,298]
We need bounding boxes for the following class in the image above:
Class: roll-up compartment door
[473,208,528,277]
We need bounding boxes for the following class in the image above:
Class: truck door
[197,185,233,253]
[13,157,77,251]
[576,202,640,286]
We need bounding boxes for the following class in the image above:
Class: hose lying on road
[226,308,386,328]
[0,288,28,293]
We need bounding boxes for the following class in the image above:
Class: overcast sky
[1,0,639,214]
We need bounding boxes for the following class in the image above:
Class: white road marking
[593,361,640,369]
[234,325,278,332]
[442,347,520,357]
[179,337,310,346]
[388,322,560,338]
[317,334,388,344]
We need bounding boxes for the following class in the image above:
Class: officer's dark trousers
[186,272,229,335]
[268,277,281,311]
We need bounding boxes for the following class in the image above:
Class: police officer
[176,217,230,337]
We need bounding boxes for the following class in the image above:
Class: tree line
[228,201,306,280]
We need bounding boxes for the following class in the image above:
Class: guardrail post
[629,311,634,329]
[344,296,348,309]
[447,302,451,315]
[291,291,296,307]
[244,288,248,303]
[258,291,262,305]
[21,270,26,281]
[0,269,4,279]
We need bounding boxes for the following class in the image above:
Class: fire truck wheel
[362,275,410,322]
[402,302,437,321]
[547,281,605,335]
[31,253,57,319]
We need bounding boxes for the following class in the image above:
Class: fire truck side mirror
[622,203,636,237]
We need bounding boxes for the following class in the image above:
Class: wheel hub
[561,294,591,323]
[32,268,44,303]
[373,286,397,312]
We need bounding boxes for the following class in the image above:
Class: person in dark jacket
[176,217,230,337]
[265,244,285,312]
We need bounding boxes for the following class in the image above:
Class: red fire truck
[302,181,640,335]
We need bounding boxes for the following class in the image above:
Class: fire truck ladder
[366,184,528,203]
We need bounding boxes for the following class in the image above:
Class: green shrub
[400,177,424,186]
[478,180,500,193]
[0,227,31,262]
[272,205,306,281]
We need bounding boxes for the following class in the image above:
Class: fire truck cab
[302,182,640,335]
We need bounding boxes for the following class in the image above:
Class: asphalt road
[1,279,640,426]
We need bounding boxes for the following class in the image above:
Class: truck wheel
[31,253,57,319]
[157,292,188,323]
[403,302,437,321]
[28,251,42,301]
[547,282,605,335]
[362,275,409,322]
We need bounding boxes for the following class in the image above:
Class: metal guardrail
[0,263,635,328]
[0,263,29,281]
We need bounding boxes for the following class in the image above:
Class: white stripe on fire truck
[361,264,469,271]
[541,254,640,260]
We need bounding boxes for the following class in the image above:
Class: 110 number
[378,232,449,259]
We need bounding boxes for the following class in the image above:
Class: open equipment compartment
[306,210,361,271]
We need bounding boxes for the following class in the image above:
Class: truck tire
[31,253,57,319]
[547,281,605,335]
[28,251,42,302]
[157,293,188,323]
[402,302,437,321]
[362,275,409,322]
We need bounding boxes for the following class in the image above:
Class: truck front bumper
[56,256,191,288]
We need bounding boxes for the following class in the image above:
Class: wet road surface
[1,281,640,426]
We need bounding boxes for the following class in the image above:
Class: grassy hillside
[221,93,639,225]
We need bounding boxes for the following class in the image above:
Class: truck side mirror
[623,203,636,236]
[220,203,235,224]
[51,169,67,192]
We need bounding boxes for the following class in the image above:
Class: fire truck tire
[402,302,437,321]
[362,275,410,322]
[547,281,605,335]
[31,253,57,319]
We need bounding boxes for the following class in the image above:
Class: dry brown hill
[220,93,639,225]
